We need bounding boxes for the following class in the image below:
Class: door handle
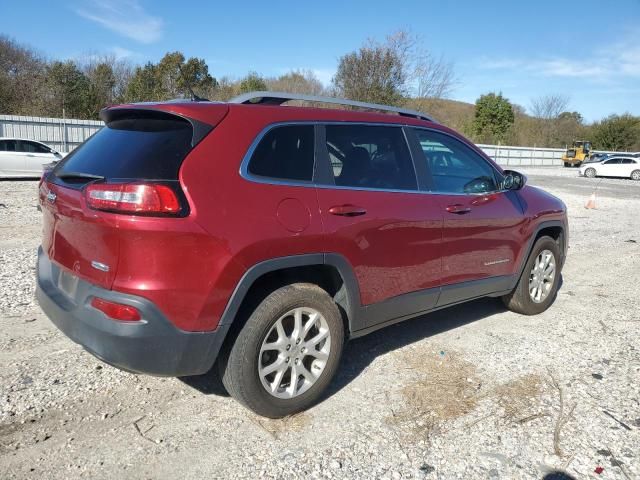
[446,204,471,214]
[328,205,367,217]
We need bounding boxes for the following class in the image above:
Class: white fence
[0,114,625,166]
[0,115,102,153]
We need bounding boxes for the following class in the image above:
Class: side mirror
[501,170,526,190]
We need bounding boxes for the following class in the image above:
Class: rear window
[55,114,193,182]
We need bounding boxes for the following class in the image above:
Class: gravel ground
[1,169,639,480]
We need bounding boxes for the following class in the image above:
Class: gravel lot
[1,169,639,480]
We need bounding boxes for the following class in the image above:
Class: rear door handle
[328,205,367,217]
[446,204,471,214]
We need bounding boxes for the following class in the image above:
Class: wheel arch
[517,220,567,280]
[217,254,361,342]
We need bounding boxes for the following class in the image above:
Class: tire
[563,162,570,168]
[631,170,640,181]
[220,283,344,418]
[502,236,561,315]
[584,167,596,178]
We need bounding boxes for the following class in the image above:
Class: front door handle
[329,205,367,217]
[446,204,472,214]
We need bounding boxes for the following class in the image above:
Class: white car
[0,137,63,178]
[579,156,640,181]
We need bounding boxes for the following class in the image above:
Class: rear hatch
[40,105,224,289]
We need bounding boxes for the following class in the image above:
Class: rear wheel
[220,283,344,418]
[585,167,596,178]
[631,170,640,181]
[502,236,561,315]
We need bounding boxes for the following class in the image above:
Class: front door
[410,128,526,304]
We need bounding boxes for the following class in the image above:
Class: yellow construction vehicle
[562,141,591,167]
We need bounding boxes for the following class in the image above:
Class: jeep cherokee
[36,91,568,418]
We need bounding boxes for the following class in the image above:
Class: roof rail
[229,91,435,122]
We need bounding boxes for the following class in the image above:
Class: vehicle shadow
[182,274,564,400]
[181,296,508,399]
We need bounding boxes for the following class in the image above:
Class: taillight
[91,297,141,322]
[85,183,181,215]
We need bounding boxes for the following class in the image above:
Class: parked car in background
[580,156,640,180]
[36,92,568,418]
[583,152,611,164]
[0,138,63,178]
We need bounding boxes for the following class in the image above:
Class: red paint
[40,102,568,332]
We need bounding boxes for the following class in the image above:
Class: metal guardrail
[0,114,627,165]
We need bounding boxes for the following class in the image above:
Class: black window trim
[240,121,427,194]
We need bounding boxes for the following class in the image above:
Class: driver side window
[412,128,499,194]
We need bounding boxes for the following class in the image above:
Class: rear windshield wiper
[55,171,105,181]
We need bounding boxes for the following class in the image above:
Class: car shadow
[181,296,508,399]
[182,274,564,401]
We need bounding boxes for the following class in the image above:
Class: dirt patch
[249,412,311,439]
[387,349,481,438]
[494,373,546,424]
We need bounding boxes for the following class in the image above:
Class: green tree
[238,71,267,93]
[592,114,640,151]
[86,62,116,117]
[46,60,91,118]
[472,93,515,143]
[333,43,406,105]
[124,62,163,102]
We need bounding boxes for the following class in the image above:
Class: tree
[124,62,163,102]
[0,35,47,115]
[85,62,116,117]
[333,29,456,106]
[267,70,324,95]
[238,72,267,93]
[333,37,407,105]
[530,94,571,147]
[46,61,91,118]
[472,93,515,143]
[592,114,640,151]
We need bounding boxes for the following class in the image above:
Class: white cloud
[110,46,136,59]
[75,0,163,44]
[479,34,640,80]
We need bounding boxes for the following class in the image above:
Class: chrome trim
[91,261,110,272]
[238,121,510,197]
[229,91,436,122]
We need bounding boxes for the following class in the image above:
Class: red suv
[37,92,568,418]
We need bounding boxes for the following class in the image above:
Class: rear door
[315,123,443,323]
[20,140,55,175]
[409,128,526,303]
[621,158,638,177]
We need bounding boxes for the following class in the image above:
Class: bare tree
[333,29,456,106]
[530,94,570,120]
[266,70,324,95]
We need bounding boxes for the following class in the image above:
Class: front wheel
[502,236,561,315]
[631,170,640,181]
[220,283,344,418]
[584,167,596,178]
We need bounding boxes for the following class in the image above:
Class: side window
[412,128,499,194]
[324,125,417,191]
[622,159,635,164]
[0,140,17,152]
[247,125,314,182]
[19,141,49,153]
[604,158,621,165]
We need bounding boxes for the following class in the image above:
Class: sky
[1,0,639,122]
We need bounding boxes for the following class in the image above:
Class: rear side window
[247,125,315,182]
[55,114,193,181]
[324,125,417,191]
[20,141,50,153]
[0,140,17,152]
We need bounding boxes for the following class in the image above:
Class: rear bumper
[35,247,228,376]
